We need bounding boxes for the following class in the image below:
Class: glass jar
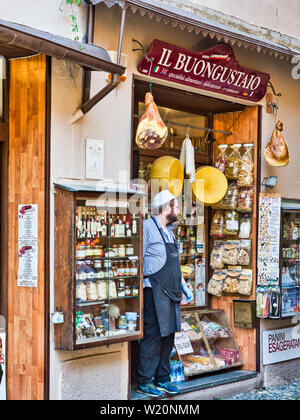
[117,287,125,297]
[94,260,102,269]
[113,245,119,257]
[76,262,86,281]
[124,261,131,277]
[130,261,138,277]
[118,315,127,330]
[125,244,134,256]
[118,245,126,258]
[84,260,95,280]
[85,245,94,258]
[118,261,125,277]
[125,286,131,297]
[105,248,115,258]
[132,286,139,296]
[93,245,102,257]
[76,245,86,260]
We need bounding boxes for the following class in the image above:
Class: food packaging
[225,145,241,180]
[210,210,225,238]
[238,144,254,187]
[221,181,239,210]
[215,144,228,173]
[223,210,239,236]
[237,187,254,213]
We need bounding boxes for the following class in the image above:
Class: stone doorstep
[131,370,259,400]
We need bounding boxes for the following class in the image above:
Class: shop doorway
[130,78,261,397]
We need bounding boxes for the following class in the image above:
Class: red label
[138,40,270,102]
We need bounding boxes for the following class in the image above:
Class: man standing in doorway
[136,190,193,398]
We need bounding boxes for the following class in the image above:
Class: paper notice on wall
[18,205,38,287]
[85,138,104,180]
[0,331,6,400]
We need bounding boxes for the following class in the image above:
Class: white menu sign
[18,204,38,287]
[257,194,281,286]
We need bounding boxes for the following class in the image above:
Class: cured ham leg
[135,92,168,150]
[264,121,289,167]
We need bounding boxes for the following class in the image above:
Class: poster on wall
[0,331,6,400]
[18,204,38,288]
[85,138,104,180]
[257,194,281,286]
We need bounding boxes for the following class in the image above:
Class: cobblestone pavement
[222,380,300,400]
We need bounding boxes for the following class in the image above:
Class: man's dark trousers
[137,287,175,385]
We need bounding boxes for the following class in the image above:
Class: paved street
[222,380,300,400]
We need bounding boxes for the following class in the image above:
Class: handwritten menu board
[257,194,281,286]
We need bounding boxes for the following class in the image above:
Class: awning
[91,0,300,60]
[0,18,126,74]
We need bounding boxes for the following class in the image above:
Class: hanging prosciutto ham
[264,121,289,167]
[135,92,168,150]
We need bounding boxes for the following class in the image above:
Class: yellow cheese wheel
[150,156,184,197]
[193,166,228,205]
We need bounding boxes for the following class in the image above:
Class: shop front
[61,0,299,399]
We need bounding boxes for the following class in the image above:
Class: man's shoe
[136,383,164,398]
[155,381,181,395]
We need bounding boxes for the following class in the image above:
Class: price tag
[174,332,194,356]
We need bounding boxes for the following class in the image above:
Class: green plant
[66,0,81,41]
[65,0,84,51]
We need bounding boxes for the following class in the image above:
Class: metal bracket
[268,81,282,97]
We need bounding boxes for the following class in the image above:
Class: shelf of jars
[54,186,144,350]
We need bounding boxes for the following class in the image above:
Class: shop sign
[138,39,270,102]
[263,326,300,365]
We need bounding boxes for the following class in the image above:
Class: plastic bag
[215,144,228,173]
[238,144,254,186]
[225,145,241,180]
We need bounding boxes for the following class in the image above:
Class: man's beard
[166,211,178,225]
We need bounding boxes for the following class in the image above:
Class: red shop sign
[138,40,270,102]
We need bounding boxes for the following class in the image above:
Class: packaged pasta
[238,144,254,187]
[223,242,239,265]
[223,210,239,236]
[239,215,252,239]
[223,270,240,294]
[225,145,241,180]
[237,269,253,296]
[237,240,251,266]
[210,210,225,238]
[207,271,226,297]
[221,181,239,210]
[210,242,224,269]
[215,144,228,173]
[237,187,254,213]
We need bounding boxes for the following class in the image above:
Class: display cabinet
[54,184,144,349]
[280,205,300,318]
[172,309,243,377]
